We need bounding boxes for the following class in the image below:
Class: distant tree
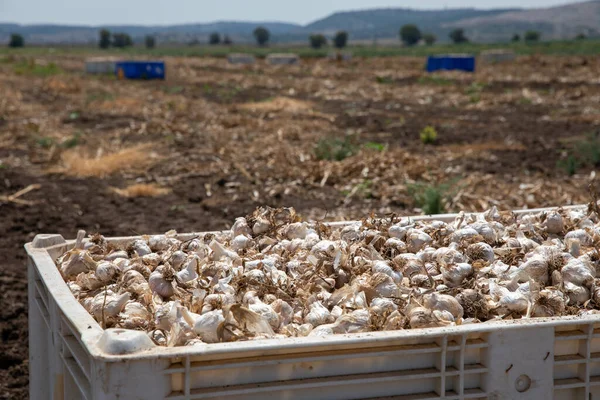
[333,31,348,49]
[575,33,586,40]
[8,34,24,48]
[309,34,327,49]
[400,24,421,46]
[449,28,468,44]
[423,33,436,46]
[524,30,540,42]
[145,35,156,49]
[223,35,233,45]
[99,29,111,49]
[253,26,270,46]
[112,33,133,48]
[511,33,520,42]
[209,32,221,45]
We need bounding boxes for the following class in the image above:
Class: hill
[304,8,519,40]
[445,0,600,41]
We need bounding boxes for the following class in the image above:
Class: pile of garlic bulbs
[56,206,600,347]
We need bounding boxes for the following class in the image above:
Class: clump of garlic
[56,205,600,347]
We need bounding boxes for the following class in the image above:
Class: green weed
[557,155,580,176]
[375,76,394,84]
[407,181,452,215]
[36,137,54,148]
[61,132,82,149]
[14,60,62,76]
[364,142,386,151]
[314,136,357,161]
[420,126,438,145]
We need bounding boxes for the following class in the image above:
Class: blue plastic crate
[426,55,475,73]
[115,61,165,80]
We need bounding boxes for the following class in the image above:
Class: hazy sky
[0,0,583,25]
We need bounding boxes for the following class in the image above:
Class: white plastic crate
[25,205,600,400]
[265,53,300,65]
[226,53,256,65]
[85,58,118,74]
[480,49,516,64]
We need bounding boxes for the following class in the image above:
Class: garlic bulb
[423,293,464,319]
[244,292,280,330]
[406,229,432,253]
[120,301,151,329]
[467,243,495,262]
[131,239,152,257]
[372,260,402,284]
[149,235,170,252]
[149,266,175,298]
[304,301,334,327]
[60,249,96,277]
[271,299,294,327]
[176,256,199,283]
[545,212,564,234]
[231,235,251,251]
[332,309,370,334]
[252,216,271,235]
[561,257,594,287]
[95,261,119,283]
[192,310,225,343]
[441,263,473,287]
[87,291,130,321]
[565,229,592,246]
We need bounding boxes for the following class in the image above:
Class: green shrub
[314,136,357,161]
[419,126,438,145]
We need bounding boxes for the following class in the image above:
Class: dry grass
[111,183,171,198]
[56,145,155,178]
[238,96,313,113]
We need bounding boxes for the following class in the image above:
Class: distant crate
[84,57,117,74]
[266,53,300,65]
[115,61,165,80]
[227,53,256,65]
[480,49,516,64]
[327,51,353,62]
[426,54,475,73]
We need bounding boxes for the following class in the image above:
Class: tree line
[0,26,572,49]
